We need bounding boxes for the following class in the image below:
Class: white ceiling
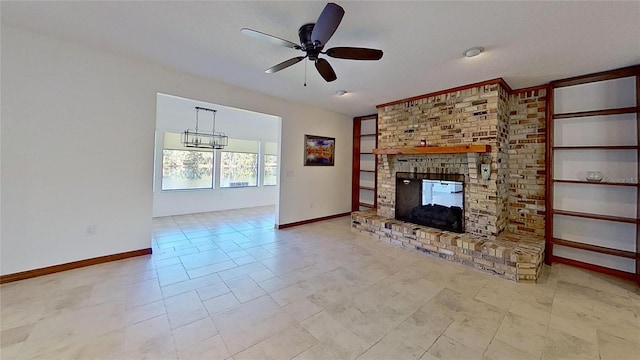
[156,93,280,142]
[2,1,639,117]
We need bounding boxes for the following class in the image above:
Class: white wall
[1,26,352,275]
[153,93,280,217]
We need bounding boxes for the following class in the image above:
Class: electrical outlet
[86,225,97,236]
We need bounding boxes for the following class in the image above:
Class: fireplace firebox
[395,172,464,233]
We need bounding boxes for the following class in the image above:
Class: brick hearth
[352,210,545,282]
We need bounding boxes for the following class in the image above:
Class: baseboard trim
[275,212,351,229]
[0,248,152,284]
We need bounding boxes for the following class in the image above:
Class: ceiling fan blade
[240,28,301,49]
[315,58,337,82]
[311,3,344,47]
[326,47,383,60]
[265,56,306,74]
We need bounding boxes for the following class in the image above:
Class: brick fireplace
[352,79,547,281]
[377,82,509,238]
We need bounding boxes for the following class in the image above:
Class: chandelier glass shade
[182,106,228,149]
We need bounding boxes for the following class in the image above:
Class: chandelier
[182,106,228,149]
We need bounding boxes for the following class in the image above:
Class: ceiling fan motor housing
[299,23,322,60]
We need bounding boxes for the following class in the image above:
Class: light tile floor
[2,206,639,359]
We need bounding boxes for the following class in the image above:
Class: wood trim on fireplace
[377,78,553,110]
[376,78,512,108]
[372,144,490,155]
[511,84,549,95]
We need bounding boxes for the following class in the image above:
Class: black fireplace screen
[395,172,464,233]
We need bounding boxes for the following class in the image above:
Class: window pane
[221,152,258,187]
[162,150,213,190]
[264,154,277,186]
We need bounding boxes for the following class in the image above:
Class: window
[162,150,213,190]
[161,132,214,190]
[264,155,277,186]
[264,141,278,186]
[221,152,258,187]
[220,139,259,188]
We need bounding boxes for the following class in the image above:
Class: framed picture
[304,134,335,166]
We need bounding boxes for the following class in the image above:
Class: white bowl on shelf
[585,171,603,182]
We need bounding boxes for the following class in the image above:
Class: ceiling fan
[240,2,383,82]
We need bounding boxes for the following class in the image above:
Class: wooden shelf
[552,256,637,280]
[553,179,638,187]
[553,106,638,119]
[372,144,490,155]
[546,65,640,284]
[552,238,636,259]
[353,114,378,212]
[553,145,638,150]
[553,209,638,224]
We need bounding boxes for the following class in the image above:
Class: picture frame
[304,134,335,166]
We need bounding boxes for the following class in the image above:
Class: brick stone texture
[365,82,547,281]
[376,83,546,238]
[507,89,547,237]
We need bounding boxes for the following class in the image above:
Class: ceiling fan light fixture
[335,90,347,96]
[463,46,484,58]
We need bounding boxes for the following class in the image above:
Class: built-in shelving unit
[545,65,640,284]
[352,114,378,211]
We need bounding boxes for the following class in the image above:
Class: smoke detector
[463,46,484,58]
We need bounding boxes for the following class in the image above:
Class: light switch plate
[481,163,491,180]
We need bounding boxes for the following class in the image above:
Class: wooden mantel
[372,144,491,155]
